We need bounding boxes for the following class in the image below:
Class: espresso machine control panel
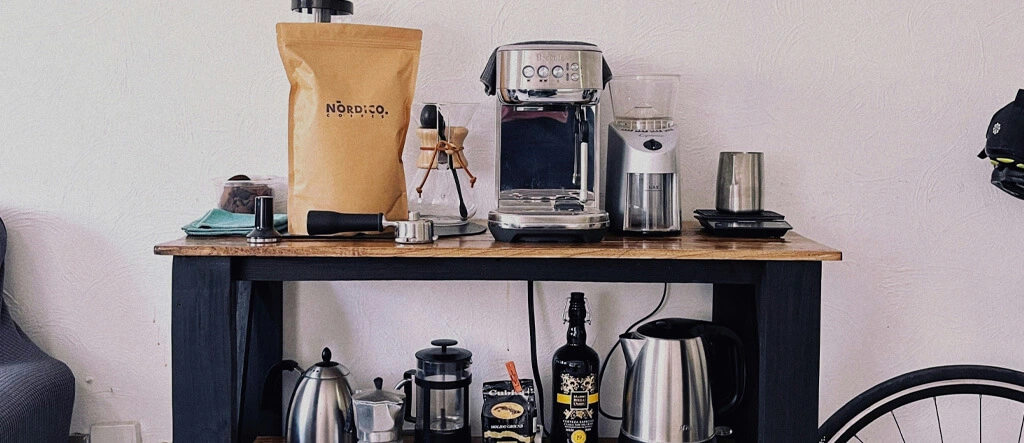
[496,44,605,104]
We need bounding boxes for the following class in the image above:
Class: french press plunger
[396,339,472,443]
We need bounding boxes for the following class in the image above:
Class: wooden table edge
[153,241,842,262]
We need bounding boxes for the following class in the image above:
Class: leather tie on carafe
[415,140,478,197]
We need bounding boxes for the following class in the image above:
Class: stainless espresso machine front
[481,42,612,242]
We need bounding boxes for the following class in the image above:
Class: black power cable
[597,283,669,420]
[526,280,549,435]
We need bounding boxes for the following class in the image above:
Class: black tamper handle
[247,196,282,244]
[307,211,384,235]
[255,197,275,231]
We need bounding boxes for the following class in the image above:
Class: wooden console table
[155,222,841,443]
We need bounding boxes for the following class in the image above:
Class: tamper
[292,0,354,23]
[247,196,283,245]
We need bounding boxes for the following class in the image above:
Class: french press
[396,339,472,443]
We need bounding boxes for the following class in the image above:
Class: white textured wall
[2,1,1023,441]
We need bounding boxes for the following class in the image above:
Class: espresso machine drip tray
[488,211,609,243]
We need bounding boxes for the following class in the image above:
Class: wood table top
[154,222,841,262]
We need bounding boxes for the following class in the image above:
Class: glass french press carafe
[396,339,472,443]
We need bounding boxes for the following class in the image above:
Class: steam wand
[576,107,590,203]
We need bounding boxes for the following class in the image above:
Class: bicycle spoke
[979,394,982,442]
[934,397,944,442]
[891,410,906,443]
[854,436,864,443]
[1018,412,1023,443]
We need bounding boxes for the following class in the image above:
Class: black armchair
[0,217,76,442]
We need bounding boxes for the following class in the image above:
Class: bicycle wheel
[819,365,1024,442]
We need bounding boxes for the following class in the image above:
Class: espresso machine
[606,75,682,235]
[480,42,613,242]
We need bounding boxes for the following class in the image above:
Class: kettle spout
[619,332,644,369]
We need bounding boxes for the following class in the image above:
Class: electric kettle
[618,319,746,443]
[279,348,356,443]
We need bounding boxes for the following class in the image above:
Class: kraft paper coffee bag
[277,23,422,234]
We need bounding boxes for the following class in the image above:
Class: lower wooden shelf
[254,436,739,443]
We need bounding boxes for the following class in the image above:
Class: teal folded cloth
[183,209,287,236]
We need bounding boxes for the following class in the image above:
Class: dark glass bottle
[551,292,600,443]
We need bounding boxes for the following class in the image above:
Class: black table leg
[714,261,822,443]
[172,257,238,442]
[237,281,284,442]
[712,283,759,440]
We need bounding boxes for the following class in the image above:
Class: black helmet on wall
[979,89,1024,199]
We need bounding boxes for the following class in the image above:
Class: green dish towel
[183,209,288,236]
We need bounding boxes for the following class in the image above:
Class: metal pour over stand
[291,0,354,22]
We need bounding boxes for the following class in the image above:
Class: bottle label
[556,373,598,434]
[555,392,600,412]
[570,391,588,409]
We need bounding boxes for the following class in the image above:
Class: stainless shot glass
[715,152,764,213]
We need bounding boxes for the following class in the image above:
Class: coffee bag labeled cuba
[277,23,422,234]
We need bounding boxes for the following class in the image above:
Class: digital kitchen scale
[694,209,792,238]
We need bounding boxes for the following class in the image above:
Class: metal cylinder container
[715,152,764,213]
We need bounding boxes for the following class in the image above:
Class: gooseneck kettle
[269,347,356,443]
[618,319,746,443]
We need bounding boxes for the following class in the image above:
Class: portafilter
[307,211,437,244]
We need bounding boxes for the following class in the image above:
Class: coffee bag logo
[491,402,524,419]
[325,101,390,119]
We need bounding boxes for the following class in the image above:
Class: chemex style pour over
[481,42,613,242]
[409,103,481,226]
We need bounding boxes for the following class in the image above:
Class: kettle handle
[395,369,417,423]
[260,360,302,412]
[702,325,747,416]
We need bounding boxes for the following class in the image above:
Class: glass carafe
[409,103,480,226]
[423,361,467,431]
